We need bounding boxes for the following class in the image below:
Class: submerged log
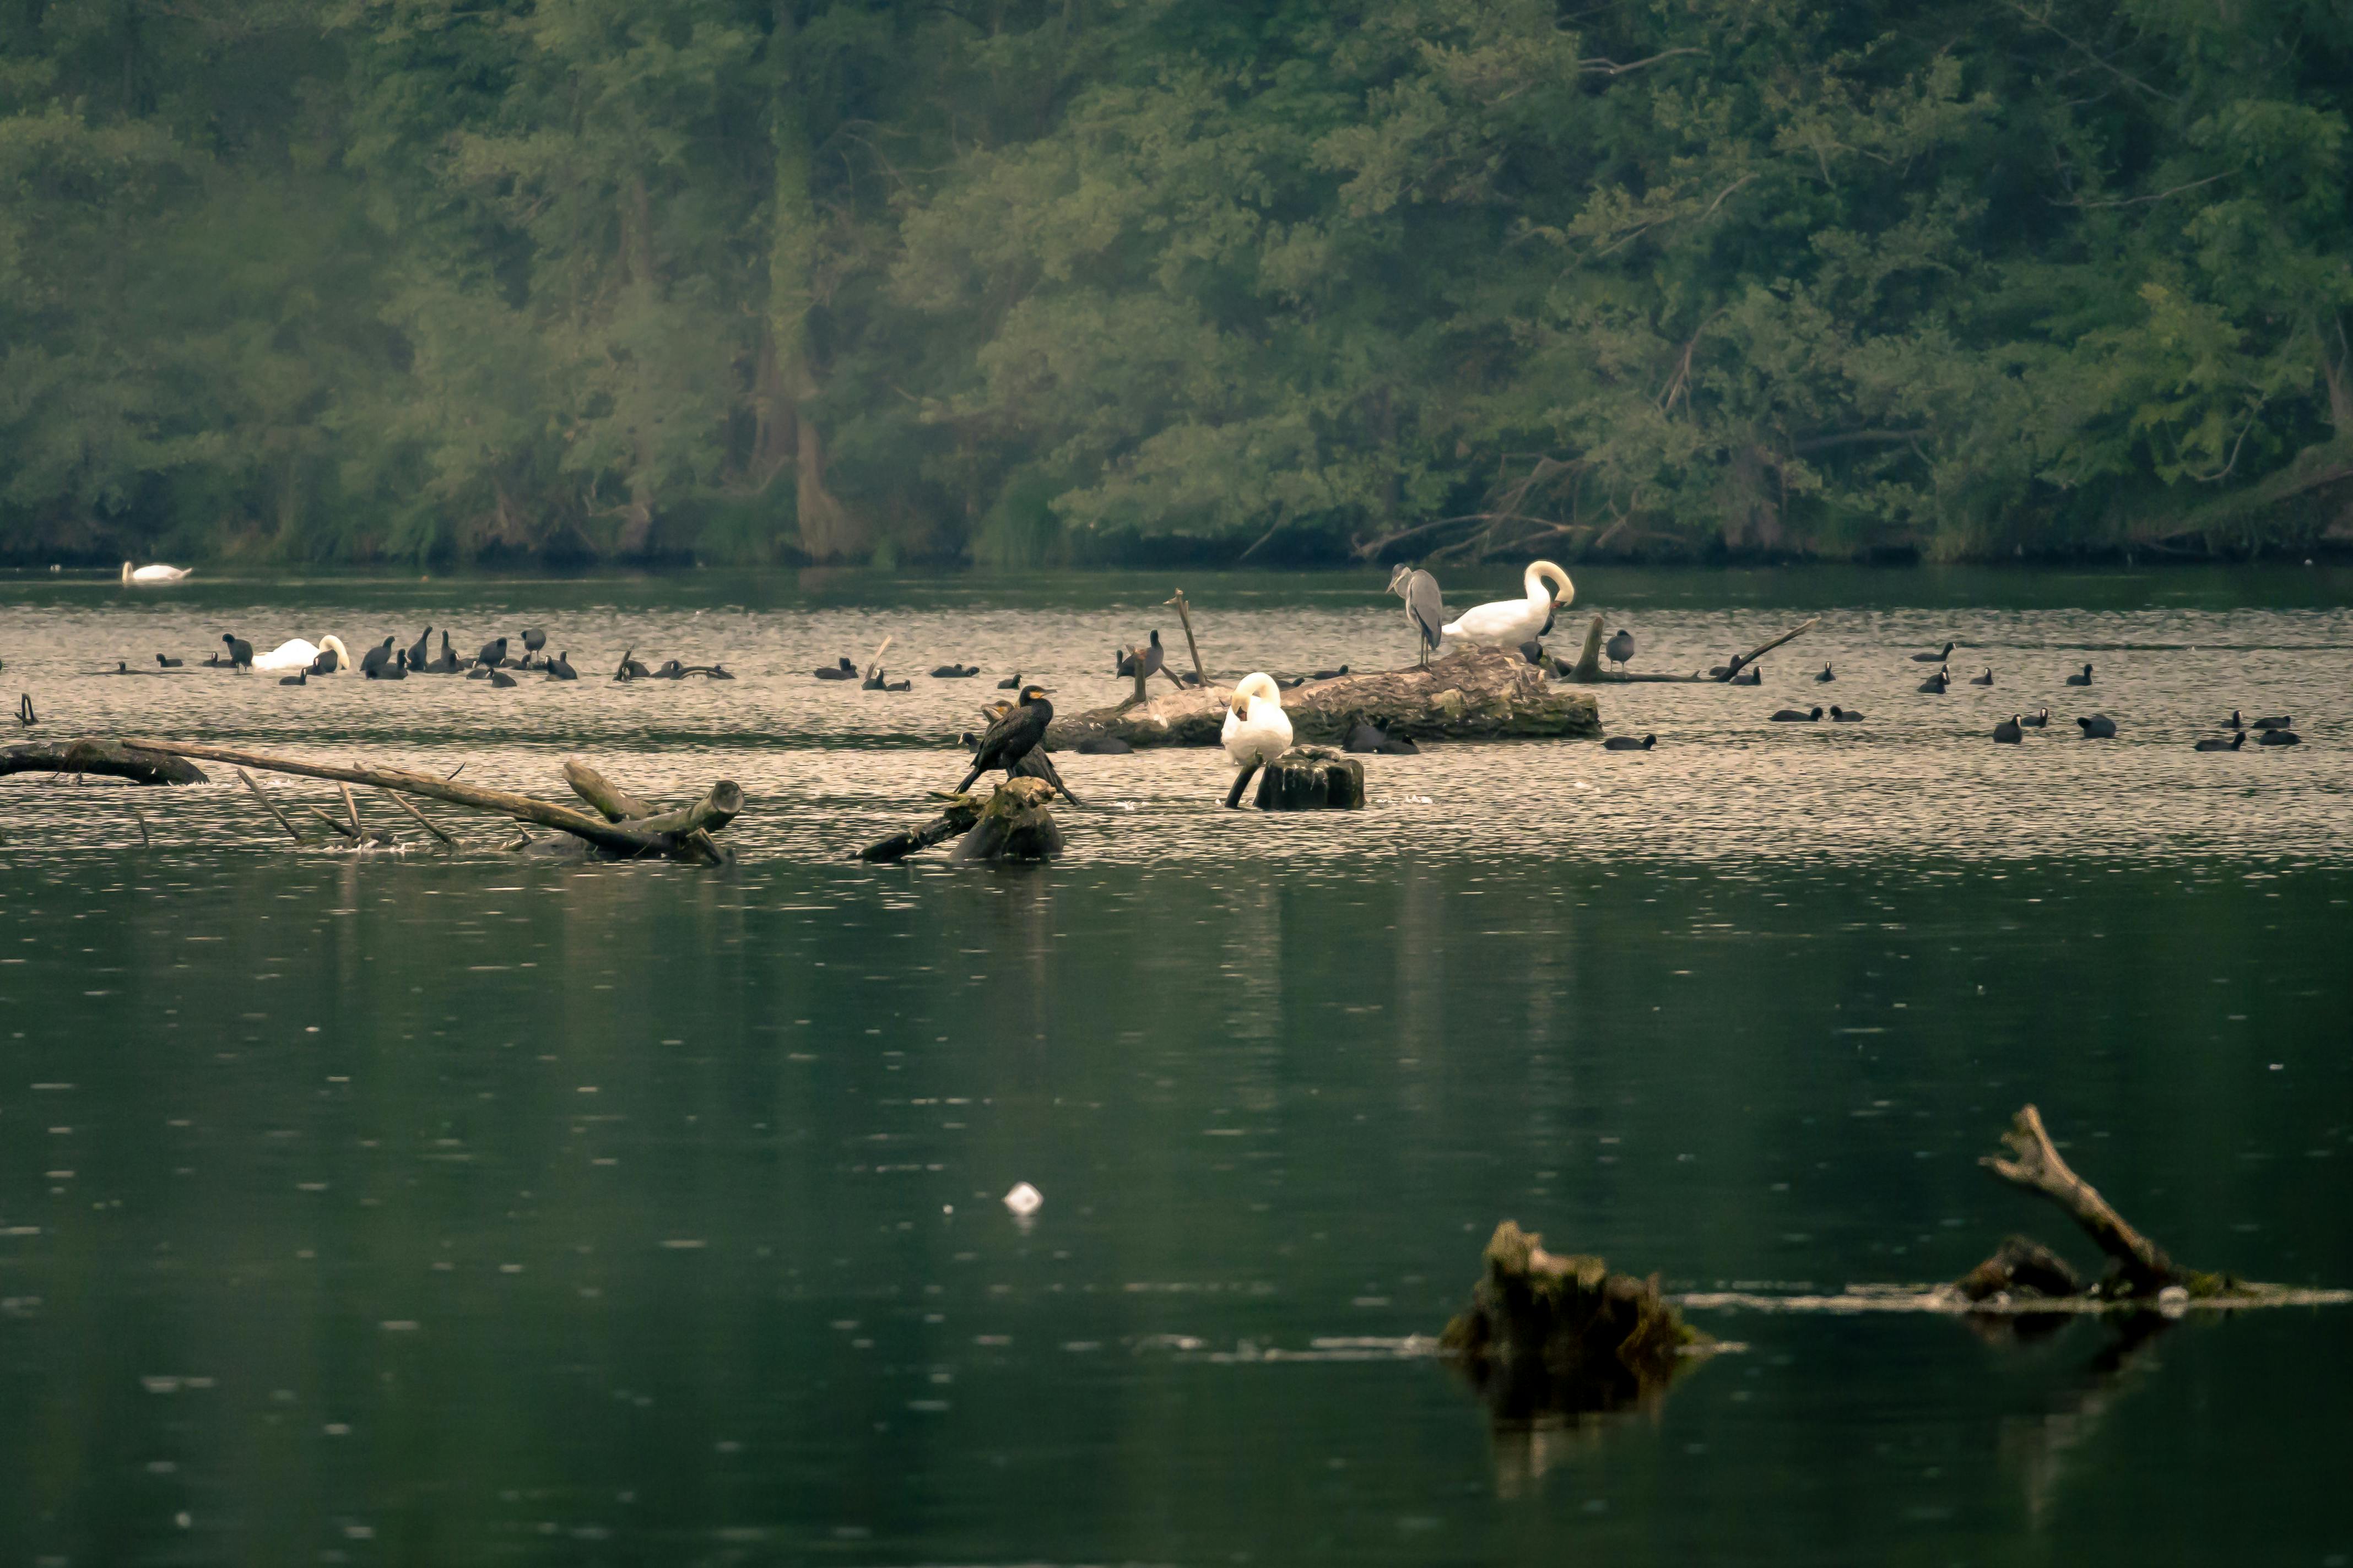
[122,738,736,865]
[1252,746,1365,811]
[1976,1104,2213,1298]
[0,738,208,785]
[1442,1221,1710,1421]
[1560,613,1822,683]
[949,777,1063,862]
[1048,647,1599,750]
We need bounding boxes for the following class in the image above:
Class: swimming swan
[122,561,192,584]
[1441,560,1573,649]
[252,635,353,673]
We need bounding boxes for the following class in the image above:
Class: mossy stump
[949,777,1063,862]
[1442,1221,1707,1420]
[1252,746,1365,811]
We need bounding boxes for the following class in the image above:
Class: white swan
[122,561,192,584]
[1223,672,1294,767]
[1441,559,1573,648]
[253,635,353,673]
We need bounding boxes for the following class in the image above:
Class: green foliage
[3,0,2351,565]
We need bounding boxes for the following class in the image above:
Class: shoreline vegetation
[7,3,2353,571]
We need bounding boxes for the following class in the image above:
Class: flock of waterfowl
[25,562,2318,784]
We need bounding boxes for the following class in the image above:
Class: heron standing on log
[1388,565,1444,669]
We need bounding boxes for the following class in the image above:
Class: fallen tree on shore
[1048,645,1599,750]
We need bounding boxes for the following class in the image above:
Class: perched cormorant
[2194,732,2244,752]
[2257,729,2301,746]
[2064,663,2093,685]
[155,654,182,668]
[816,657,858,681]
[1969,667,1993,686]
[1912,641,1956,663]
[1830,706,1864,721]
[1603,733,1656,751]
[2020,708,2049,727]
[2076,713,2117,738]
[1993,714,2022,744]
[1605,628,1635,673]
[1770,706,1822,721]
[546,651,577,680]
[956,686,1060,796]
[1917,666,1950,693]
[1388,565,1445,668]
[221,633,254,669]
[1814,663,1834,682]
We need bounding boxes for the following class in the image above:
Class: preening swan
[1440,560,1573,649]
[252,635,353,673]
[1221,672,1294,808]
[122,561,192,584]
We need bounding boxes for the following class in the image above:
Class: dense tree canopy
[4,0,2351,566]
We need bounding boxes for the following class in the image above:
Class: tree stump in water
[1441,1221,1708,1421]
[949,777,1062,862]
[1252,747,1365,811]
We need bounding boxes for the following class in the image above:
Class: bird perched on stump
[956,685,1077,801]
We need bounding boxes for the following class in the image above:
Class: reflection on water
[1,569,2349,1564]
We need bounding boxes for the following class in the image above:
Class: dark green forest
[6,0,2353,567]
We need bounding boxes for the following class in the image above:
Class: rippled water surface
[2,566,2349,1565]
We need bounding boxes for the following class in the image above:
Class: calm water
[2,566,2350,1565]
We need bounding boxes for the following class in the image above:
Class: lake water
[2,565,2349,1565]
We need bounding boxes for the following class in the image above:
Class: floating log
[1560,613,1821,683]
[1048,647,1599,750]
[122,738,738,865]
[0,738,209,785]
[949,777,1063,862]
[1251,746,1365,811]
[1441,1221,1712,1421]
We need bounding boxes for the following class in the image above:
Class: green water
[2,568,2349,1564]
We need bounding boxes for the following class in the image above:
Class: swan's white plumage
[1440,560,1573,648]
[122,561,191,584]
[253,634,353,672]
[1221,672,1293,767]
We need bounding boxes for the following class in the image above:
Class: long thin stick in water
[236,768,305,843]
[381,788,457,847]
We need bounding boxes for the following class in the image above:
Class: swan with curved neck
[1440,560,1573,649]
[1223,672,1293,767]
[252,634,353,673]
[122,561,191,584]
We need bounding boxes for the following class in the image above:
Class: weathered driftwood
[1251,746,1365,811]
[0,738,209,785]
[1049,647,1599,750]
[125,738,737,865]
[949,777,1063,862]
[1976,1104,2208,1298]
[1442,1221,1711,1421]
[1560,613,1821,683]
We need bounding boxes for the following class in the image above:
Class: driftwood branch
[1981,1104,2183,1293]
[1,739,209,785]
[127,739,732,865]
